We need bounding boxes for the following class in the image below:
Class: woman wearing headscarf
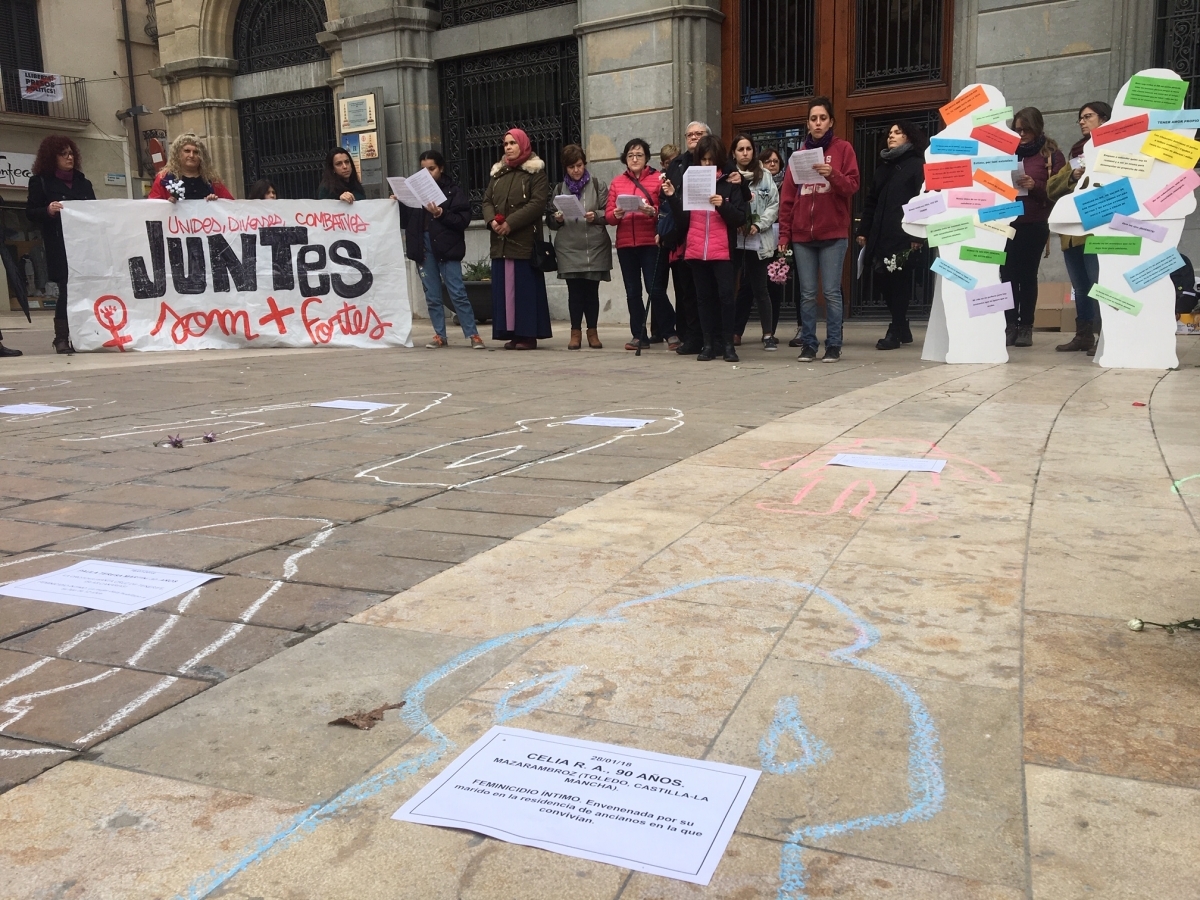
[856,120,928,350]
[547,144,612,349]
[482,128,552,350]
[1004,106,1065,347]
[1048,100,1112,355]
[318,148,365,202]
[26,135,97,354]
[147,133,234,201]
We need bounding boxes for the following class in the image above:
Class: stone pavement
[0,313,1198,899]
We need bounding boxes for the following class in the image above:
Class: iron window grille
[1156,0,1200,110]
[855,0,944,91]
[0,73,89,122]
[437,0,574,29]
[440,40,581,219]
[739,0,816,105]
[234,0,329,75]
[238,88,336,200]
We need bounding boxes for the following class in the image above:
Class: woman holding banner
[148,133,234,201]
[27,135,96,354]
[482,128,552,350]
[318,148,366,203]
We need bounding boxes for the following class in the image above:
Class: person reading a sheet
[548,144,612,349]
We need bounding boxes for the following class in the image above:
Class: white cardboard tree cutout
[904,83,1017,364]
[1047,68,1198,370]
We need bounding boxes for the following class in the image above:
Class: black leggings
[565,278,600,330]
[55,280,68,322]
[1001,222,1049,329]
[688,259,736,348]
[875,267,912,330]
[734,249,774,337]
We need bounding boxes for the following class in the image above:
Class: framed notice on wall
[337,88,387,193]
[339,94,377,132]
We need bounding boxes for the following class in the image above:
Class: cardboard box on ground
[1034,281,1073,331]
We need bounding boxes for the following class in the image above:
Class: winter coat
[666,172,749,262]
[317,181,365,201]
[777,136,860,246]
[604,167,661,248]
[736,169,779,259]
[401,176,471,263]
[1047,140,1087,250]
[1013,143,1065,225]
[26,171,96,283]
[856,146,925,270]
[546,176,613,278]
[482,155,550,260]
[148,170,235,200]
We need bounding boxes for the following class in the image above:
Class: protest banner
[19,69,64,102]
[61,199,412,351]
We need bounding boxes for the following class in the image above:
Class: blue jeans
[793,238,847,349]
[1062,242,1100,323]
[417,232,478,339]
[617,245,676,340]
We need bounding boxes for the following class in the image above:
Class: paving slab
[217,546,450,593]
[314,523,506,564]
[0,596,84,641]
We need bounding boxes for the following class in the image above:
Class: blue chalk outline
[173,577,943,900]
[759,696,832,775]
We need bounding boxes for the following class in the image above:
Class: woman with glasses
[26,136,96,354]
[1004,107,1065,347]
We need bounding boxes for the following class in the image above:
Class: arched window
[233,0,329,75]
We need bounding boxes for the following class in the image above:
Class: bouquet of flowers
[161,175,187,202]
[883,248,914,273]
[768,248,792,284]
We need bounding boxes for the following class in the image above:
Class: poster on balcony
[19,69,64,103]
[59,199,413,351]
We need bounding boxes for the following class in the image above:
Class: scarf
[55,168,74,187]
[564,168,591,198]
[1016,134,1046,160]
[880,142,912,161]
[1069,135,1089,160]
[504,128,533,168]
[803,130,834,152]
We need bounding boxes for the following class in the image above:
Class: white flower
[1127,618,1144,632]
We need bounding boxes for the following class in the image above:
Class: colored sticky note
[924,159,974,190]
[1140,130,1200,169]
[1144,168,1200,216]
[1124,247,1186,292]
[965,282,1014,317]
[1073,177,1139,230]
[971,106,1013,127]
[1094,150,1155,178]
[1090,114,1150,147]
[971,124,1020,155]
[977,200,1024,222]
[929,137,980,156]
[926,216,975,247]
[959,245,1007,264]
[973,169,1018,201]
[930,257,978,290]
[1084,235,1143,255]
[1110,213,1168,243]
[902,193,947,221]
[940,85,989,125]
[1150,110,1200,130]
[1089,283,1143,315]
[972,154,1019,172]
[975,218,1016,239]
[946,189,995,209]
[1126,74,1189,111]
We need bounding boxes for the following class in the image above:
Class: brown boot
[1056,318,1095,352]
[568,329,582,350]
[586,328,602,349]
[52,319,75,355]
[1087,319,1100,357]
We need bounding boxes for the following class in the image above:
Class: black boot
[899,320,913,343]
[53,319,75,355]
[876,329,901,350]
[0,329,20,358]
[723,343,739,362]
[697,344,716,361]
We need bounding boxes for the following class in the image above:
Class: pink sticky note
[1109,213,1168,243]
[1145,168,1200,217]
[946,189,996,209]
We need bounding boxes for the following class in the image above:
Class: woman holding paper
[730,135,779,349]
[147,134,235,201]
[777,97,860,363]
[1003,107,1065,347]
[482,128,552,350]
[317,148,366,202]
[547,144,612,349]
[1048,101,1112,355]
[856,120,928,351]
[605,138,678,351]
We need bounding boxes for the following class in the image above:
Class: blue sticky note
[972,154,1018,172]
[1124,247,1186,292]
[930,257,979,290]
[1074,177,1140,231]
[1150,110,1200,130]
[977,200,1024,222]
[930,138,980,156]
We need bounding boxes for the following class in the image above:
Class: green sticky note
[1126,75,1189,111]
[971,106,1013,127]
[1089,283,1143,316]
[926,216,976,248]
[1084,235,1143,255]
[959,245,1007,264]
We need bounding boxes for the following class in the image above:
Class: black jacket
[401,177,471,263]
[856,147,924,270]
[27,171,96,283]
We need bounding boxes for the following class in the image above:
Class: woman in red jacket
[777,97,860,363]
[147,133,234,202]
[605,138,677,351]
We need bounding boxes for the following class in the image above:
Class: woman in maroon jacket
[1004,107,1065,347]
[777,97,860,363]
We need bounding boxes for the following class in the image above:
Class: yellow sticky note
[1141,130,1200,169]
[974,218,1016,239]
[1094,150,1155,178]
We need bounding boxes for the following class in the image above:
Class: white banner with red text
[61,199,411,351]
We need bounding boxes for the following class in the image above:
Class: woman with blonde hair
[148,133,234,201]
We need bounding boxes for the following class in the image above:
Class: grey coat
[546,177,613,280]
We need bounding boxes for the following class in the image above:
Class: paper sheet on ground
[0,403,71,415]
[0,560,221,613]
[566,416,656,428]
[312,399,396,411]
[827,453,947,473]
[682,166,717,211]
[392,726,759,885]
[553,194,587,221]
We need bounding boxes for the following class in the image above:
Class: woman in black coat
[27,135,96,354]
[856,120,927,350]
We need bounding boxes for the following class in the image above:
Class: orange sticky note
[971,124,1020,155]
[924,159,974,190]
[940,86,989,126]
[972,169,1018,201]
[1090,114,1150,147]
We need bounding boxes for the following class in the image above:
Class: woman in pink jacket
[777,96,860,363]
[605,138,677,350]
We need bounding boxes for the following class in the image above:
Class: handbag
[530,231,557,273]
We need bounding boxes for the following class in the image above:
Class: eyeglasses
[1015,127,1034,136]
[57,149,74,157]
[1079,113,1099,121]
[685,130,706,138]
[626,152,645,159]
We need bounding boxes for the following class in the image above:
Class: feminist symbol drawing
[93,295,132,351]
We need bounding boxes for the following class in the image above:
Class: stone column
[152,57,241,192]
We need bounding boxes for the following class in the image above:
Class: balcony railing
[0,73,90,123]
